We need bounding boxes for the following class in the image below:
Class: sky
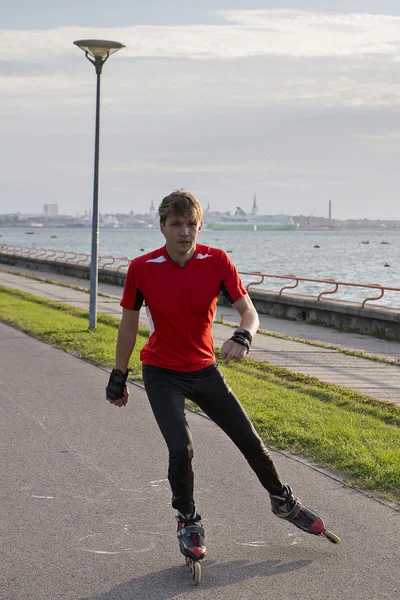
[2,1,400,220]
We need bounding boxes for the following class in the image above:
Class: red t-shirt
[120,244,247,371]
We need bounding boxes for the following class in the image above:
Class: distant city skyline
[2,1,400,219]
[2,203,399,226]
[1,194,400,222]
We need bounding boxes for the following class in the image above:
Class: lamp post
[74,39,125,329]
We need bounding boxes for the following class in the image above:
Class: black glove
[106,369,128,400]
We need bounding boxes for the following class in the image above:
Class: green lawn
[1,284,399,504]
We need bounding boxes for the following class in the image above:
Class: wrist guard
[230,328,252,353]
[106,369,128,400]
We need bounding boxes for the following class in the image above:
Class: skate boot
[270,484,340,543]
[176,509,206,585]
[176,509,206,561]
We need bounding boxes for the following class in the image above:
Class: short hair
[158,189,203,224]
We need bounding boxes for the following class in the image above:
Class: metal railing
[0,243,399,308]
[240,271,400,308]
[0,244,130,272]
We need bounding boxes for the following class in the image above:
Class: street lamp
[74,39,125,329]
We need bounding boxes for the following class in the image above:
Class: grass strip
[0,267,116,298]
[216,316,400,366]
[0,284,147,380]
[0,283,399,504]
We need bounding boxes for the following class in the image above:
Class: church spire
[251,191,258,215]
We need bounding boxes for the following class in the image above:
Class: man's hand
[107,385,130,408]
[106,369,129,408]
[221,339,248,365]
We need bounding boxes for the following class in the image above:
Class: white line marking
[32,495,54,499]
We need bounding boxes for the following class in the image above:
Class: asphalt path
[1,322,399,599]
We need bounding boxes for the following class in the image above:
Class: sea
[0,227,399,308]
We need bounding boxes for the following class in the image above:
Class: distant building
[43,204,58,217]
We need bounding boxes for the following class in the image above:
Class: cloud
[1,9,400,219]
[218,9,400,58]
[354,131,400,140]
[3,10,400,63]
[263,180,348,189]
[2,10,400,115]
[107,160,270,174]
[105,161,348,190]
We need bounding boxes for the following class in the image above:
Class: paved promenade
[0,321,399,600]
[0,266,399,405]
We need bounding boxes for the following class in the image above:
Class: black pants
[142,362,284,515]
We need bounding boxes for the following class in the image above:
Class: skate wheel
[192,561,201,586]
[323,529,341,544]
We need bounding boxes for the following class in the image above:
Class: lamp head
[74,39,125,59]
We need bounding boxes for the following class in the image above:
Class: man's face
[160,213,202,257]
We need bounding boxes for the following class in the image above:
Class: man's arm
[106,308,140,406]
[115,308,140,371]
[221,294,259,365]
[232,293,259,338]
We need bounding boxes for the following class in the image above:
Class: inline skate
[176,509,206,585]
[270,484,341,544]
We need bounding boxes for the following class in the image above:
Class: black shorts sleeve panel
[220,281,235,304]
[218,250,247,305]
[133,288,145,311]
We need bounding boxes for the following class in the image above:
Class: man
[106,189,329,563]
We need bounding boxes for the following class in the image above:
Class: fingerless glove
[106,369,128,400]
